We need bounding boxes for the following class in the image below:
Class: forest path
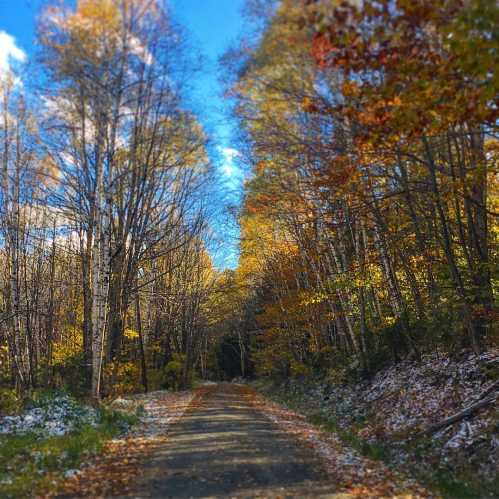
[128,383,341,498]
[51,384,429,498]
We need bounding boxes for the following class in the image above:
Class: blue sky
[172,0,246,269]
[0,0,246,269]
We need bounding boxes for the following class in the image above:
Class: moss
[429,471,499,499]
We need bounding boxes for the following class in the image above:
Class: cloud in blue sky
[218,146,244,193]
[0,30,26,76]
[220,147,241,178]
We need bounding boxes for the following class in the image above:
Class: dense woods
[216,0,498,380]
[0,0,497,401]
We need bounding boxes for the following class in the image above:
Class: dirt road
[129,383,339,498]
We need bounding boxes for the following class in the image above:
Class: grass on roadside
[0,407,138,498]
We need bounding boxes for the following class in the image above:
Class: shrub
[146,368,164,391]
[0,388,21,415]
[290,360,311,378]
[104,361,141,396]
[163,353,190,390]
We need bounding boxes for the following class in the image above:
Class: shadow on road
[130,384,339,498]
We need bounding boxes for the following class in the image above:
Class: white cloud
[222,147,240,159]
[0,31,26,76]
[219,147,241,178]
[128,35,153,66]
[222,164,234,176]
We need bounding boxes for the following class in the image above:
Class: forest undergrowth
[0,391,138,498]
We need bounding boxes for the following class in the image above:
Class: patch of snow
[64,469,80,478]
[0,395,98,437]
[126,390,195,438]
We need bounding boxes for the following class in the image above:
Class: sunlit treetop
[302,0,498,136]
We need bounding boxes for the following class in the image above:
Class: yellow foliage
[105,360,141,395]
[52,328,83,366]
[124,328,139,340]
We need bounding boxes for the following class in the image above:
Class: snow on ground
[260,348,498,493]
[316,350,498,459]
[0,395,98,437]
[125,390,195,437]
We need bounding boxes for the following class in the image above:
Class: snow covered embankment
[319,350,498,476]
[263,349,498,496]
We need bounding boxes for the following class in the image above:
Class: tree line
[215,0,498,380]
[0,0,222,399]
[1,0,497,397]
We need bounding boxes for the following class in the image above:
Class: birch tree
[39,0,208,397]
